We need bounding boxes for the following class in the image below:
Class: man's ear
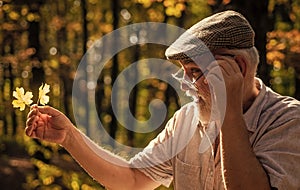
[234,55,247,77]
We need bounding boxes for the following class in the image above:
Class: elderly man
[26,10,300,189]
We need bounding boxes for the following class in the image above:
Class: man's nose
[181,82,190,91]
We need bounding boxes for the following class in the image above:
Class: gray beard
[185,88,199,102]
[185,88,212,125]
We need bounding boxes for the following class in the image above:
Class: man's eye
[191,68,202,74]
[189,69,201,78]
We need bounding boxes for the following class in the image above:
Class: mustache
[184,86,210,104]
[185,88,201,102]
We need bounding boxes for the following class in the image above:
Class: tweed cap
[165,10,255,60]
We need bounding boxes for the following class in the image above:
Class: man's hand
[205,54,271,189]
[25,105,74,145]
[217,54,244,105]
[206,54,244,115]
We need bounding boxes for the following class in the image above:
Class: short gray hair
[229,47,260,65]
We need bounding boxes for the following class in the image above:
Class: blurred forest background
[1,0,300,189]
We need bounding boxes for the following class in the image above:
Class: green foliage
[267,30,300,97]
[21,157,104,189]
[270,66,295,96]
[268,0,300,30]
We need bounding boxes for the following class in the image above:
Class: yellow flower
[38,83,50,105]
[12,87,33,111]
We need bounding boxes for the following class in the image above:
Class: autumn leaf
[38,83,50,105]
[12,87,33,111]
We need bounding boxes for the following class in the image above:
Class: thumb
[206,69,226,121]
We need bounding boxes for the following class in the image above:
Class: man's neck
[243,79,260,113]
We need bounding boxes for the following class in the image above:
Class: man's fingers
[27,129,37,139]
[25,123,36,137]
[37,106,60,117]
[26,116,37,127]
[27,108,39,118]
[25,122,45,139]
[206,65,224,82]
[205,69,227,119]
[30,104,38,110]
[215,55,240,73]
[205,60,219,72]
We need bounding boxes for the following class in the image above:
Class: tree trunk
[28,1,45,100]
[80,0,90,136]
[108,0,120,147]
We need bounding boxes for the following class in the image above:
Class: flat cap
[165,10,255,60]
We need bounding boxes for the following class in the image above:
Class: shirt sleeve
[253,118,300,189]
[129,113,178,187]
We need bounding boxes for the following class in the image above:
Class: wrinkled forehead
[174,52,216,69]
[172,48,234,67]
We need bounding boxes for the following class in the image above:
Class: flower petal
[12,99,26,111]
[40,95,49,105]
[12,87,33,111]
[24,91,33,105]
[38,83,50,105]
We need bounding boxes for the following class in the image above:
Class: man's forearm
[220,113,271,190]
[61,126,137,190]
